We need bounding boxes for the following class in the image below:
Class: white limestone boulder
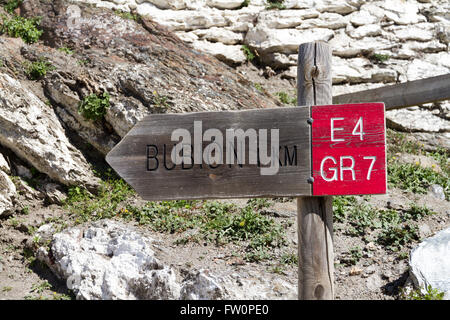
[193,27,243,45]
[386,108,450,133]
[0,73,99,189]
[410,227,450,299]
[0,170,15,217]
[0,153,10,174]
[36,220,182,300]
[192,40,246,65]
[245,27,334,55]
[136,5,227,31]
[207,0,243,10]
[256,9,319,29]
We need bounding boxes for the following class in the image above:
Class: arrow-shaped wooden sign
[106,103,386,201]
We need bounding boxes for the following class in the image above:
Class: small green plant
[21,206,29,215]
[404,204,436,221]
[377,224,419,251]
[77,59,89,65]
[276,91,297,105]
[31,280,52,294]
[78,92,110,121]
[65,175,134,223]
[58,46,74,55]
[2,286,12,292]
[152,91,169,109]
[280,252,298,265]
[388,162,449,200]
[24,59,54,80]
[371,53,390,63]
[241,45,255,62]
[114,9,140,22]
[401,285,445,300]
[386,129,423,157]
[3,0,22,13]
[51,292,73,300]
[238,0,250,9]
[122,199,287,262]
[342,246,362,266]
[266,0,286,10]
[333,196,357,223]
[0,15,43,44]
[254,83,263,92]
[246,198,272,210]
[397,251,409,260]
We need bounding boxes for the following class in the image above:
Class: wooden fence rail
[333,73,450,110]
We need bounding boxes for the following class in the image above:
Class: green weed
[114,9,140,22]
[3,0,21,13]
[266,0,286,10]
[2,286,12,292]
[58,46,74,55]
[254,83,263,92]
[30,280,51,294]
[0,15,43,44]
[342,246,363,266]
[280,252,298,265]
[333,196,357,223]
[238,0,250,9]
[78,92,110,121]
[152,91,169,109]
[371,53,390,63]
[24,59,54,80]
[401,285,444,300]
[276,91,297,105]
[241,45,255,62]
[123,201,202,233]
[65,176,134,223]
[404,204,436,221]
[386,129,423,157]
[377,224,419,251]
[122,199,287,262]
[388,162,449,200]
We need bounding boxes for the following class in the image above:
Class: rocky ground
[0,0,449,300]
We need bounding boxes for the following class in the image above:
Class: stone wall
[68,0,449,141]
[70,0,449,85]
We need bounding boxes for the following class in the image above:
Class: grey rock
[0,170,16,217]
[386,108,450,133]
[180,269,225,300]
[410,227,450,299]
[15,165,32,179]
[43,183,67,205]
[365,273,383,291]
[36,220,181,300]
[0,153,10,174]
[418,224,432,238]
[0,73,99,190]
[428,184,446,200]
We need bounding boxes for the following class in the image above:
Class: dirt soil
[0,63,449,301]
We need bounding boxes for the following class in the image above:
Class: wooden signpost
[105,103,386,200]
[106,41,387,300]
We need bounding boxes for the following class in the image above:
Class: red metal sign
[311,103,387,196]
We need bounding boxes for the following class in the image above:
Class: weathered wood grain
[106,107,312,200]
[311,103,387,196]
[333,73,450,110]
[297,41,334,300]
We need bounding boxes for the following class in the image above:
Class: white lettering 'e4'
[331,118,345,142]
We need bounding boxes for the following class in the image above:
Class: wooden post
[297,42,334,300]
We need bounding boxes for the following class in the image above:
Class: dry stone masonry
[69,0,450,139]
